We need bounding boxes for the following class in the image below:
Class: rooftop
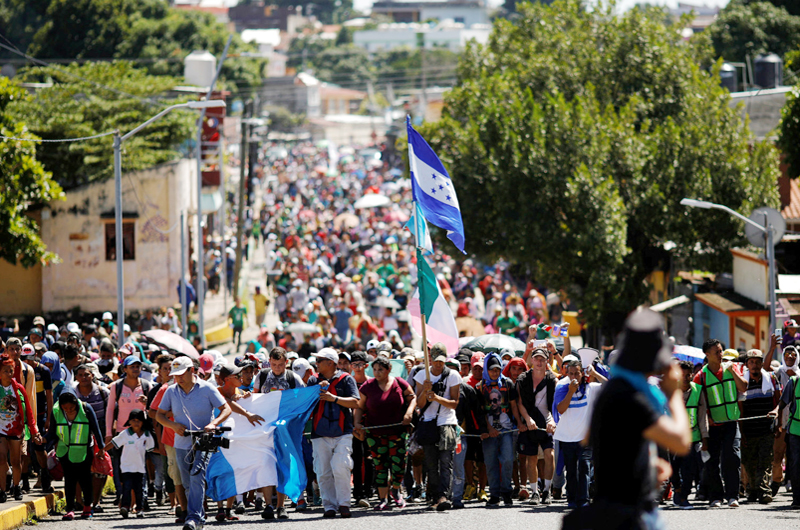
[695,291,767,313]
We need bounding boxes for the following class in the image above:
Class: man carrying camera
[156,357,231,530]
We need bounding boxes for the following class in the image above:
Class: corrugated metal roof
[782,177,800,221]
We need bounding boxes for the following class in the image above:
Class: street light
[680,197,778,335]
[113,99,226,345]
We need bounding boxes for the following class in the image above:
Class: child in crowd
[105,409,155,518]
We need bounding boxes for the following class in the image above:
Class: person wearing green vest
[693,339,748,508]
[778,372,800,508]
[45,391,105,521]
[671,360,703,509]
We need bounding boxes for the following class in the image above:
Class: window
[105,221,136,261]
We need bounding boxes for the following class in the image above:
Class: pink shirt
[106,380,146,438]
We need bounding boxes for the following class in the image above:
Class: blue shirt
[159,378,226,450]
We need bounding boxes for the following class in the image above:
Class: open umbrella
[141,329,199,360]
[464,334,526,355]
[354,193,391,209]
[333,213,359,230]
[673,345,705,364]
[371,297,401,309]
[284,322,319,334]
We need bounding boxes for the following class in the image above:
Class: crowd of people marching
[1,142,799,530]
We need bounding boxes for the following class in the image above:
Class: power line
[0,131,115,143]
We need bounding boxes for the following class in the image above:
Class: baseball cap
[366,339,379,351]
[445,358,460,370]
[292,358,312,378]
[499,347,514,359]
[102,312,113,320]
[20,344,35,358]
[33,317,45,327]
[470,352,485,367]
[47,324,58,333]
[122,356,142,367]
[562,354,580,364]
[430,342,447,359]
[198,353,214,373]
[377,341,391,352]
[351,351,368,364]
[219,363,243,379]
[169,356,194,376]
[338,352,351,362]
[316,348,338,364]
[532,348,548,359]
[28,328,42,337]
[722,349,739,361]
[786,319,798,328]
[33,342,47,354]
[286,351,299,360]
[67,322,80,333]
[746,349,763,360]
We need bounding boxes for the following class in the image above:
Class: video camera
[184,427,231,453]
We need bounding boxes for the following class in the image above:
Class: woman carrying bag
[45,391,105,521]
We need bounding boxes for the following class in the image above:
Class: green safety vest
[685,382,702,442]
[702,365,741,423]
[789,376,800,437]
[53,401,90,463]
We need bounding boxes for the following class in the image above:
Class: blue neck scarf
[482,352,505,387]
[610,365,669,416]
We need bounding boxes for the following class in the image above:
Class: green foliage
[264,105,306,132]
[706,1,800,62]
[0,78,64,267]
[311,44,374,86]
[740,0,800,17]
[779,86,800,178]
[423,0,780,329]
[0,0,264,89]
[272,0,354,24]
[8,62,195,190]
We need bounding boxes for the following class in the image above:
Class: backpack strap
[313,373,349,433]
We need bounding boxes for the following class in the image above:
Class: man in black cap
[567,308,691,530]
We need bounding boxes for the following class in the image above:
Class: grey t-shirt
[254,368,305,393]
[159,378,226,450]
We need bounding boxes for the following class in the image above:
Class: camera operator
[155,357,231,530]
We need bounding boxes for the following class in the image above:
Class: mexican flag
[408,249,460,356]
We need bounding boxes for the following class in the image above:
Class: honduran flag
[408,248,460,356]
[206,386,319,502]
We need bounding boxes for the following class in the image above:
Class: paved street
[35,491,800,530]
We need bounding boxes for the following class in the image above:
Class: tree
[706,1,800,63]
[779,86,800,179]
[1,0,264,89]
[740,0,800,17]
[422,0,780,331]
[0,78,64,267]
[9,62,195,190]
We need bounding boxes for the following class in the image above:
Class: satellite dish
[745,207,786,247]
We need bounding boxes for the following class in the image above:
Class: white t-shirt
[413,369,462,426]
[553,381,602,443]
[112,429,156,474]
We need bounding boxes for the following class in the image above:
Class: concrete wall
[419,6,488,25]
[40,159,196,313]
[732,251,768,306]
[693,300,729,348]
[732,314,769,351]
[0,249,42,316]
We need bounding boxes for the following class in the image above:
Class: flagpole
[410,165,431,382]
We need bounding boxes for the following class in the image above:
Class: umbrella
[333,213,359,230]
[459,336,475,347]
[456,316,486,338]
[354,193,391,209]
[464,334,526,355]
[371,297,401,309]
[673,344,705,364]
[141,329,199,360]
[284,322,319,334]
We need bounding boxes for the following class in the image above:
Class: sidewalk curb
[0,490,63,530]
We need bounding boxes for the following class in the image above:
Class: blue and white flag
[403,202,433,255]
[407,116,466,254]
[206,387,319,502]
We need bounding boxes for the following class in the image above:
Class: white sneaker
[357,499,371,508]
[728,499,740,508]
[710,500,722,508]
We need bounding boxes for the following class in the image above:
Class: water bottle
[560,322,570,337]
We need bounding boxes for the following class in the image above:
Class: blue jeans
[560,441,592,506]
[451,435,468,502]
[148,452,165,493]
[175,449,209,526]
[483,432,514,497]
[704,422,741,502]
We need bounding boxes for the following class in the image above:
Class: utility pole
[232,101,250,299]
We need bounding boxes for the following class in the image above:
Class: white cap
[123,323,131,332]
[102,312,113,320]
[67,322,80,333]
[499,347,515,359]
[292,358,312,378]
[316,348,338,364]
[366,339,379,351]
[286,351,299,360]
[47,324,58,333]
[169,356,194,376]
